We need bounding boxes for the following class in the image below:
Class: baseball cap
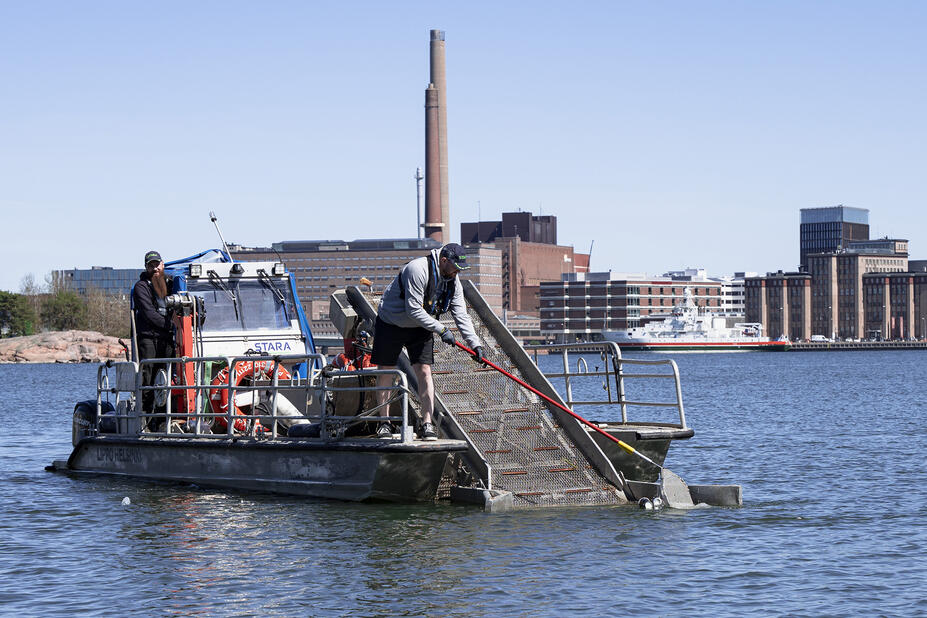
[440,243,470,270]
[144,250,162,265]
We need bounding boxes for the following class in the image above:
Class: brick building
[539,272,725,341]
[461,211,588,313]
[861,272,927,340]
[232,238,503,339]
[799,205,869,270]
[743,272,812,340]
[746,251,915,340]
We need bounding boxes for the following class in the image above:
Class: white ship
[603,288,789,352]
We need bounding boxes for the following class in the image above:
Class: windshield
[188,278,296,332]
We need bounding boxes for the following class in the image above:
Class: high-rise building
[799,205,869,270]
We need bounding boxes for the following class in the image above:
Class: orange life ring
[209,360,292,432]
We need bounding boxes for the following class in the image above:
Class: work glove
[440,327,456,346]
[473,346,485,364]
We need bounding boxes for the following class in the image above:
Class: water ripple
[1,356,926,614]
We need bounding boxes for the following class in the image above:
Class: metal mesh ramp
[431,317,623,507]
[349,284,625,509]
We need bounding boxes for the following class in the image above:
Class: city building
[861,271,927,340]
[231,238,503,340]
[808,251,908,340]
[846,238,908,255]
[663,268,753,317]
[460,211,588,313]
[746,251,911,340]
[56,267,139,297]
[539,271,726,341]
[461,211,557,245]
[743,272,812,341]
[799,205,869,270]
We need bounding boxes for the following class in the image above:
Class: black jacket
[132,272,174,340]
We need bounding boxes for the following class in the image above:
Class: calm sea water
[1,352,925,616]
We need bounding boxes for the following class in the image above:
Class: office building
[56,267,139,297]
[539,271,725,341]
[744,272,812,341]
[861,272,927,340]
[461,211,587,313]
[746,251,910,340]
[799,205,869,270]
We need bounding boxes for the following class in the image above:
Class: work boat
[52,249,468,502]
[604,288,790,352]
[52,251,741,509]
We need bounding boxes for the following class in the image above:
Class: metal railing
[526,341,687,428]
[92,353,416,443]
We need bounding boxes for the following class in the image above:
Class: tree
[0,291,36,337]
[40,290,88,331]
[19,274,45,330]
[85,286,131,338]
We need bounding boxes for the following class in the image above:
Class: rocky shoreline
[0,331,128,364]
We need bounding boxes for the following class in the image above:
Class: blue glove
[473,346,485,364]
[440,327,456,346]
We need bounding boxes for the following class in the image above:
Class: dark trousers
[139,337,175,429]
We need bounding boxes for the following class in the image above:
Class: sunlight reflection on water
[1,354,925,615]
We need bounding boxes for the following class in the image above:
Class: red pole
[453,341,654,465]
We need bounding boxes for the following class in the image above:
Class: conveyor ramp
[347,283,626,508]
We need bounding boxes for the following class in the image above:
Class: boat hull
[606,340,790,352]
[64,436,468,502]
[586,423,695,482]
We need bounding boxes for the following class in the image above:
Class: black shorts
[371,316,435,366]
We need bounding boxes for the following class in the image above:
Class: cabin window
[189,279,296,332]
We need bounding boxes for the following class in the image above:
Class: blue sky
[2,1,925,292]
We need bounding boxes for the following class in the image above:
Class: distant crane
[587,240,594,272]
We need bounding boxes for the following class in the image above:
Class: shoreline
[0,330,126,364]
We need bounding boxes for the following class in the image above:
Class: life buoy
[209,360,292,432]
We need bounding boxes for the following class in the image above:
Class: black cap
[144,250,162,266]
[440,243,470,270]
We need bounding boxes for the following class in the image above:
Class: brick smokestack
[424,29,449,244]
[423,84,443,241]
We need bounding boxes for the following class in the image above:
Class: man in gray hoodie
[372,243,484,440]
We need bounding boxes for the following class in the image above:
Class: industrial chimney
[423,29,449,243]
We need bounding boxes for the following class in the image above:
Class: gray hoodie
[377,248,481,349]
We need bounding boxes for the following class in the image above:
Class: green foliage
[0,291,36,337]
[40,291,89,331]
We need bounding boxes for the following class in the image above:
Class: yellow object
[617,440,636,454]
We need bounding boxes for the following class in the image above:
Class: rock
[0,331,127,364]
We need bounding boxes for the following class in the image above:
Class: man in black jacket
[132,250,175,429]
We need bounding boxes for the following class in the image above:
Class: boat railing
[93,354,417,443]
[525,341,687,428]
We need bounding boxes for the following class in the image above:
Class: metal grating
[362,290,623,507]
[429,309,622,508]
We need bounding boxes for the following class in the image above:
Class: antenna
[209,211,234,262]
[414,167,423,240]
